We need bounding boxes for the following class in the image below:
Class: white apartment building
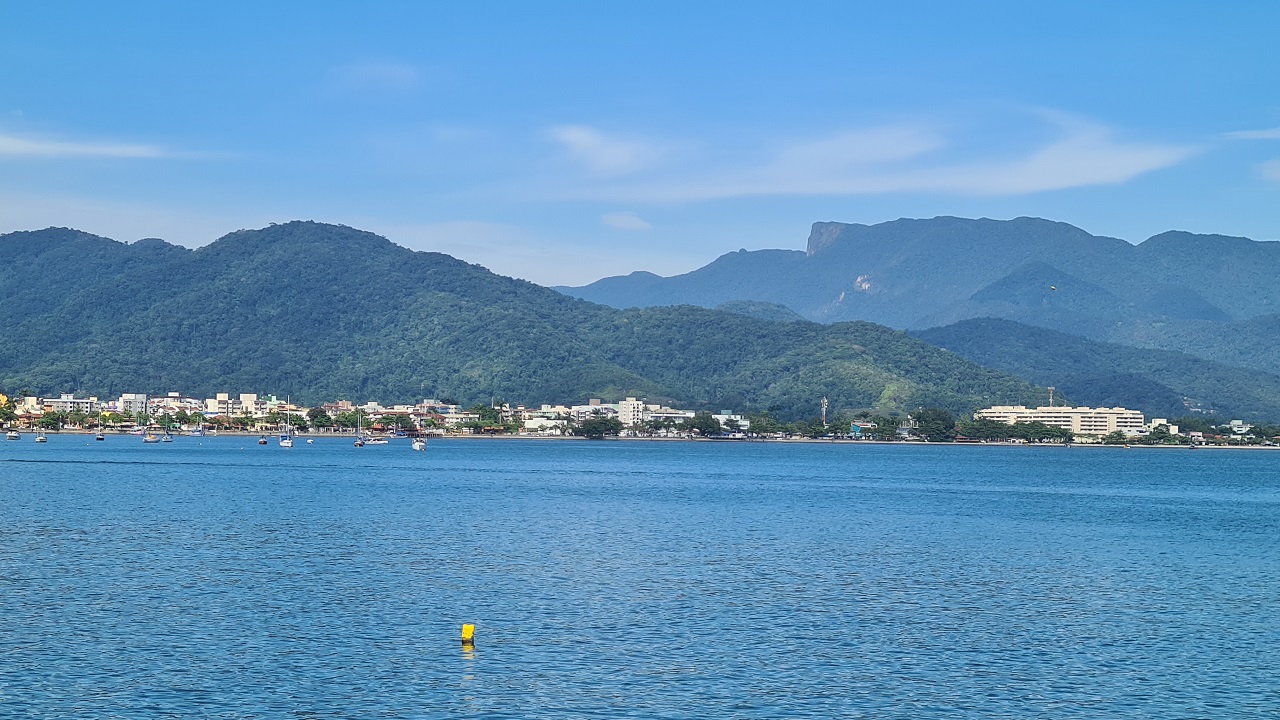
[975,405,1145,436]
[44,393,100,414]
[618,397,646,427]
[119,393,149,415]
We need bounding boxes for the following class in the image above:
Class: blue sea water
[1,435,1278,718]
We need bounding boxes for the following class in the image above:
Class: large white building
[975,405,1145,436]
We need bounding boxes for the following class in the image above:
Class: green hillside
[914,318,1280,420]
[0,222,1051,418]
[561,217,1280,372]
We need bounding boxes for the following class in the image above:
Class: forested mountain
[0,222,1053,419]
[559,217,1280,368]
[914,318,1280,421]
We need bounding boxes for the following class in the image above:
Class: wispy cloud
[1224,127,1280,140]
[601,212,652,230]
[555,118,1195,202]
[0,131,168,158]
[548,125,664,177]
[331,60,421,96]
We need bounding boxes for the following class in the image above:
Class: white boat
[306,438,314,444]
[161,432,173,443]
[258,435,268,445]
[35,431,48,443]
[411,438,426,451]
[364,436,388,445]
[5,430,19,441]
[188,427,204,437]
[279,400,295,447]
[143,433,161,444]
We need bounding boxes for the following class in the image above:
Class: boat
[258,435,268,445]
[354,414,365,447]
[279,411,294,448]
[95,415,105,441]
[306,438,314,444]
[188,426,204,437]
[161,431,173,443]
[143,433,161,444]
[35,431,48,443]
[5,430,19,441]
[411,437,426,451]
[364,436,388,445]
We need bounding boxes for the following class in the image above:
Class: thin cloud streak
[559,122,1196,202]
[548,125,664,178]
[0,131,168,158]
[601,212,652,230]
[1224,127,1280,140]
[330,60,421,96]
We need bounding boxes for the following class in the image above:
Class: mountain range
[0,222,1052,419]
[6,218,1280,422]
[560,216,1280,374]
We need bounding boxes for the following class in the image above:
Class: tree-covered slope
[914,318,1280,420]
[0,222,1051,418]
[558,217,1280,367]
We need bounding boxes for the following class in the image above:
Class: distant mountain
[559,217,1280,366]
[0,222,1054,419]
[914,318,1280,421]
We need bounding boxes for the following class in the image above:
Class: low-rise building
[975,405,1145,436]
[44,393,100,414]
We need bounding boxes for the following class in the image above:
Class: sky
[2,1,1279,285]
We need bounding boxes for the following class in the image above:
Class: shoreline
[13,428,1276,449]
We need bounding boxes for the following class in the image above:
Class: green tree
[745,412,782,435]
[912,408,956,442]
[470,404,503,425]
[381,413,416,431]
[334,410,367,429]
[574,415,623,439]
[682,411,722,436]
[37,411,61,430]
[307,407,334,427]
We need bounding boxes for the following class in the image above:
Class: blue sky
[2,1,1278,285]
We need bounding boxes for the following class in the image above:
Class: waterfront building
[975,405,1145,436]
[119,393,149,416]
[43,393,100,414]
[618,397,646,427]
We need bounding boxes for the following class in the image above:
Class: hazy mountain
[914,318,1280,421]
[559,217,1280,365]
[0,222,1054,419]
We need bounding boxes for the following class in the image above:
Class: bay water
[2,435,1277,717]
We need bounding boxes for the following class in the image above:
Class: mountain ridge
[0,221,1053,419]
[558,215,1280,369]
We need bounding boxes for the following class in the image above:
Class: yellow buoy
[461,623,475,646]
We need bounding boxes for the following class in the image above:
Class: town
[1,390,1277,446]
